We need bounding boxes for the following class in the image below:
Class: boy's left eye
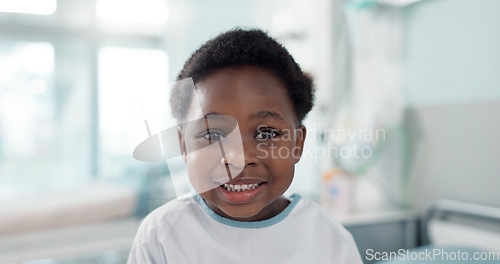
[255,129,280,140]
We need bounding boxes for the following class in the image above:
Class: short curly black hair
[170,28,315,124]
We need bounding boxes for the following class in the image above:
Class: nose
[242,138,260,167]
[218,128,245,179]
[224,138,261,167]
[220,130,260,170]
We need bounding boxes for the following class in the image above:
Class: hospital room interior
[1,0,499,263]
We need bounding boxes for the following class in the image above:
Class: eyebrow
[249,110,285,122]
[193,110,285,128]
[192,112,227,128]
[203,112,225,119]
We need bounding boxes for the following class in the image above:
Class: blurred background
[0,0,499,263]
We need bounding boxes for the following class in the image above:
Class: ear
[293,125,306,164]
[178,126,188,164]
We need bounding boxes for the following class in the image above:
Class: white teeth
[222,183,260,192]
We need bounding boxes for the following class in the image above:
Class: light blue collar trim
[194,194,301,229]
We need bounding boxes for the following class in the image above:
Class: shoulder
[290,196,353,242]
[289,196,363,262]
[128,193,199,264]
[137,192,198,234]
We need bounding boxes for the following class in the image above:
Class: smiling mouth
[220,182,265,192]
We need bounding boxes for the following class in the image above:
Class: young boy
[128,28,363,264]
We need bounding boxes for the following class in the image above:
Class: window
[97,0,168,24]
[98,47,169,179]
[0,1,168,198]
[0,0,56,15]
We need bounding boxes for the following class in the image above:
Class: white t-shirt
[127,193,363,264]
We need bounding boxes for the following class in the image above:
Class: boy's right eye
[198,130,226,142]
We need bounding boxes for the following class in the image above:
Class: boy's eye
[255,128,280,140]
[199,130,226,141]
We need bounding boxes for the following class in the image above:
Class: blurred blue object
[375,199,500,263]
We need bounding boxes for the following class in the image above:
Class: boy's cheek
[186,146,234,193]
[186,149,216,192]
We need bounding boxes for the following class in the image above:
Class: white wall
[403,0,500,208]
[404,0,500,106]
[165,0,256,82]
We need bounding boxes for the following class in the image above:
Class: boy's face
[178,66,306,221]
